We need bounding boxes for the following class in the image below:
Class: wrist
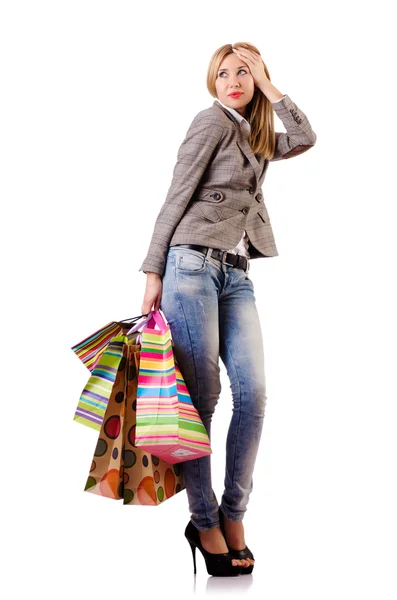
[257,79,284,104]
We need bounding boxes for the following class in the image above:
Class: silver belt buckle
[222,250,250,273]
[222,250,234,266]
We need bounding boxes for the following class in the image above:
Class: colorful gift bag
[71,315,146,372]
[72,318,148,431]
[135,310,212,464]
[73,334,130,431]
[84,339,185,505]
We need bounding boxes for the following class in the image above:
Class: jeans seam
[222,338,243,498]
[172,276,210,526]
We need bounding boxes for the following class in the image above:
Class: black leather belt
[174,244,250,273]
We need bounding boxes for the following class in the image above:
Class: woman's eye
[219,69,247,78]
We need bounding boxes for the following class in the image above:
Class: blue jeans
[159,246,267,531]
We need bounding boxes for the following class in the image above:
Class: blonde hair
[206,42,276,160]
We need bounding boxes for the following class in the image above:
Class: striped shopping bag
[71,315,151,430]
[72,313,150,431]
[73,335,127,431]
[135,310,212,464]
[71,314,145,372]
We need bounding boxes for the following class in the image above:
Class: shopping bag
[84,338,185,505]
[73,334,129,431]
[71,314,146,372]
[72,316,150,430]
[135,310,212,464]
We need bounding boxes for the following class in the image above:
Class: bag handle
[126,314,153,334]
[115,313,150,327]
[146,310,167,330]
[126,310,167,334]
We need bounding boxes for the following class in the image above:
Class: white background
[1,1,396,598]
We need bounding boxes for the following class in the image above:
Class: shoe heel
[184,519,242,577]
[187,539,197,574]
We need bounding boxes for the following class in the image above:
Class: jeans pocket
[175,249,207,274]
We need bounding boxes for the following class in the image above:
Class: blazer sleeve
[138,113,225,276]
[269,94,317,161]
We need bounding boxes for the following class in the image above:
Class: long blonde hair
[206,42,277,160]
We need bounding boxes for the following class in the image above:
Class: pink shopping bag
[133,310,212,464]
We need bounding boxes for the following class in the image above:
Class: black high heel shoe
[185,520,243,577]
[218,507,255,575]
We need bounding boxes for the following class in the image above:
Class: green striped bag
[71,315,147,430]
[71,322,122,372]
[73,335,128,431]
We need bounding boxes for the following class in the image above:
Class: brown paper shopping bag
[83,340,185,505]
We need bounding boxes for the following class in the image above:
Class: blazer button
[242,207,249,215]
[248,187,254,194]
[255,192,262,202]
[211,192,222,201]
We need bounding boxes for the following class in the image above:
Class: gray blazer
[139,93,316,276]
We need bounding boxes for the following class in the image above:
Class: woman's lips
[228,93,242,98]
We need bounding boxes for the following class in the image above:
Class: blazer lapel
[236,137,263,182]
[213,100,262,184]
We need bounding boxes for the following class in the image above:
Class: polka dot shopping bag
[83,337,185,505]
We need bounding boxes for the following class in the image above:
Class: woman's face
[215,52,255,116]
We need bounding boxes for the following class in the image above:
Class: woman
[139,42,316,577]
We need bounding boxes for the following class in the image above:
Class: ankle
[224,515,244,527]
[199,525,222,538]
